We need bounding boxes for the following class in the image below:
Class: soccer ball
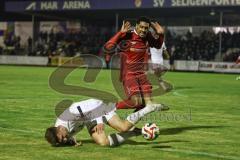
[141,123,160,140]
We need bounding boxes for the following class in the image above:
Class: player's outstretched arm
[148,22,164,49]
[103,21,130,54]
[73,137,82,147]
[151,22,164,35]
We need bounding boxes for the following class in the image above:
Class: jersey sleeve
[104,31,127,54]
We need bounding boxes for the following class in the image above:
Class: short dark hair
[45,127,58,146]
[136,16,151,25]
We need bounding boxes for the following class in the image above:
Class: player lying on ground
[104,16,168,111]
[45,99,164,147]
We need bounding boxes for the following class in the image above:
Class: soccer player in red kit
[104,17,168,111]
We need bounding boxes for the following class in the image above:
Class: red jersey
[105,30,164,81]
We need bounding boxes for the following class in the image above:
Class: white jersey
[150,42,167,65]
[55,99,116,136]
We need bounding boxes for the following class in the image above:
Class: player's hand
[120,21,131,33]
[163,50,170,59]
[151,22,164,34]
[94,123,104,134]
[74,141,82,147]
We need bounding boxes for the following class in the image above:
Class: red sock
[116,100,144,109]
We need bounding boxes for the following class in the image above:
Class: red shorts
[123,74,152,99]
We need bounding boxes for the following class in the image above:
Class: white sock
[159,81,167,91]
[126,104,156,125]
[107,129,141,147]
[108,135,114,146]
[107,134,124,147]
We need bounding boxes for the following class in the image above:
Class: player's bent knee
[118,122,132,132]
[130,95,143,106]
[132,99,140,107]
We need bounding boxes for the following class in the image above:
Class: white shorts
[86,108,116,134]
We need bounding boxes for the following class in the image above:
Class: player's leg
[105,114,141,147]
[130,94,144,106]
[236,76,240,80]
[118,75,166,111]
[153,64,167,77]
[138,74,154,106]
[116,99,143,109]
[91,125,139,147]
[119,78,145,109]
[159,79,173,92]
[139,75,169,111]
[153,64,173,92]
[97,104,168,147]
[86,120,111,146]
[107,128,141,147]
[90,119,141,147]
[103,109,134,132]
[91,128,110,146]
[142,92,169,111]
[107,108,161,132]
[107,114,133,132]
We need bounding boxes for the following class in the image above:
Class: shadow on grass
[152,145,172,149]
[79,139,172,148]
[160,125,225,135]
[79,139,94,144]
[72,126,224,147]
[124,139,189,146]
[53,140,96,147]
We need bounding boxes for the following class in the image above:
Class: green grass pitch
[0,65,239,160]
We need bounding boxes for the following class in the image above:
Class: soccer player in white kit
[45,98,163,147]
[150,42,173,92]
[150,42,168,67]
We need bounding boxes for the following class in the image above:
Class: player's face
[56,126,69,145]
[136,21,150,38]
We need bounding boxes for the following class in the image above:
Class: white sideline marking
[172,91,188,98]
[160,148,239,160]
